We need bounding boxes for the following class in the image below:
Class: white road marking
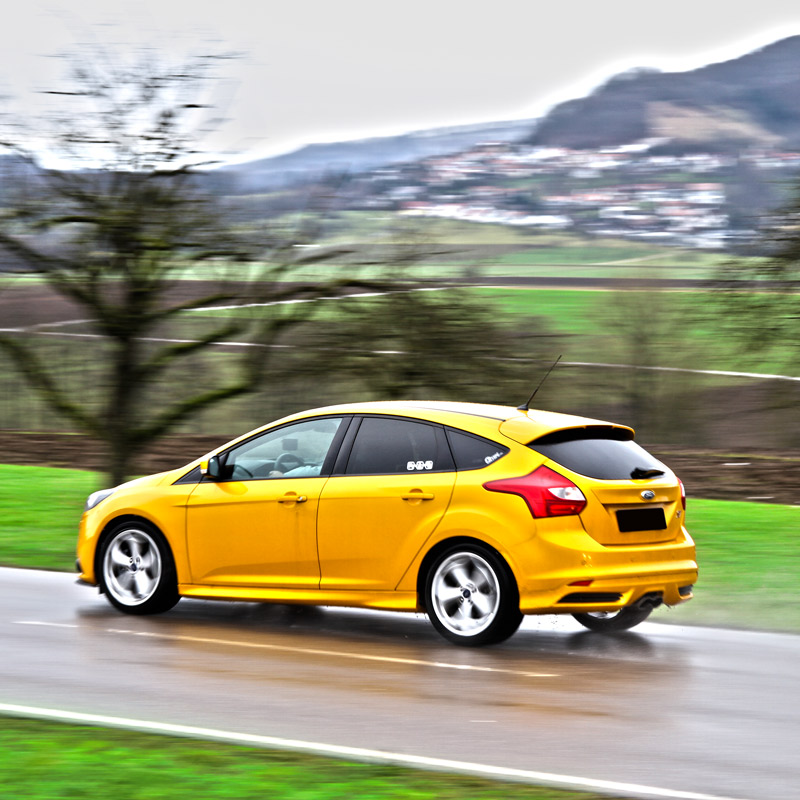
[15,621,79,629]
[0,702,750,800]
[562,361,800,383]
[4,319,798,384]
[13,621,556,678]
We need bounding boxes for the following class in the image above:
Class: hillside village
[350,139,800,250]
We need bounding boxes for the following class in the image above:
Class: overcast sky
[3,0,800,161]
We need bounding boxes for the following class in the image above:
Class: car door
[186,416,347,588]
[317,416,456,591]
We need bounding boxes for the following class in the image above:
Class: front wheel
[424,544,522,646]
[99,522,179,615]
[572,606,652,632]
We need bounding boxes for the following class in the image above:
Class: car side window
[446,429,509,471]
[220,417,344,480]
[345,417,454,475]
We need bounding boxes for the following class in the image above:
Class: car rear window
[528,426,667,480]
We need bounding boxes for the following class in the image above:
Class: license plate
[616,507,667,533]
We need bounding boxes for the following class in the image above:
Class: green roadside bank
[0,717,627,800]
[1,463,799,632]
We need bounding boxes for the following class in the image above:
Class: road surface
[2,566,798,800]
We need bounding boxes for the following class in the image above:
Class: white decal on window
[407,460,434,471]
[484,451,503,464]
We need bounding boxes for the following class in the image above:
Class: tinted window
[346,417,453,475]
[446,429,509,471]
[221,417,343,480]
[529,429,667,480]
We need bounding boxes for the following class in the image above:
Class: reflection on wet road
[2,567,797,800]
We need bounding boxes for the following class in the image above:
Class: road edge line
[0,702,750,800]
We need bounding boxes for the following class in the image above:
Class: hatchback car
[76,401,696,645]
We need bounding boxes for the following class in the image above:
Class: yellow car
[76,401,697,646]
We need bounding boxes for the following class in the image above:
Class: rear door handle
[401,491,434,501]
[278,493,308,504]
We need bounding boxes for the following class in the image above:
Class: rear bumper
[513,521,698,614]
[519,566,697,614]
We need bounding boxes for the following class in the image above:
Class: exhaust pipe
[633,591,663,611]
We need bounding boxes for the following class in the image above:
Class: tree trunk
[104,336,140,486]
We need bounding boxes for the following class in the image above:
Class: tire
[98,521,180,615]
[572,606,652,632]
[424,543,522,646]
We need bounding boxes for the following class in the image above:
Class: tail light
[484,465,586,518]
[678,478,686,510]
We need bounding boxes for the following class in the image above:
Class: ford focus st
[76,401,697,646]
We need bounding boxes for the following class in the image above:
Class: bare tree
[0,50,364,484]
[286,287,552,403]
[715,192,800,372]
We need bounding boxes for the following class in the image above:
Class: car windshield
[528,427,667,480]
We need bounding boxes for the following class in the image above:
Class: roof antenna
[517,355,562,412]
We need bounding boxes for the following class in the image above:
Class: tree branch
[131,381,252,446]
[135,321,247,380]
[0,333,102,436]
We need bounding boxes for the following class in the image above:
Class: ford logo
[641,490,656,500]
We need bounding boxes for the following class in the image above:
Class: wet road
[2,567,798,800]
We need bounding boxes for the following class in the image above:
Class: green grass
[469,288,604,335]
[0,717,622,800]
[468,288,799,373]
[183,285,796,375]
[662,498,800,632]
[2,465,800,634]
[184,288,780,372]
[318,211,545,246]
[0,465,102,570]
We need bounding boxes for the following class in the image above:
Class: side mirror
[202,455,224,481]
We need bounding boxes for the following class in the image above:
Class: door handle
[401,491,434,501]
[278,493,308,504]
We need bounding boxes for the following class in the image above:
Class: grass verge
[0,464,101,570]
[661,498,800,632]
[1,465,799,632]
[0,717,623,800]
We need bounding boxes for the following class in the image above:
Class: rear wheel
[99,521,179,615]
[572,606,652,632]
[425,544,522,646]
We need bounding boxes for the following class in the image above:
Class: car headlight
[84,487,117,512]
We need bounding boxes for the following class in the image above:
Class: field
[4,276,797,454]
[2,227,798,610]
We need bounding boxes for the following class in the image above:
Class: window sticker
[407,460,434,471]
[445,429,509,471]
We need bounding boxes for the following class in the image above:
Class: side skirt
[178,584,420,612]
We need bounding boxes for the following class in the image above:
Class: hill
[221,118,537,190]
[529,36,800,151]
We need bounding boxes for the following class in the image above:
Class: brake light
[484,465,587,517]
[678,478,686,510]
